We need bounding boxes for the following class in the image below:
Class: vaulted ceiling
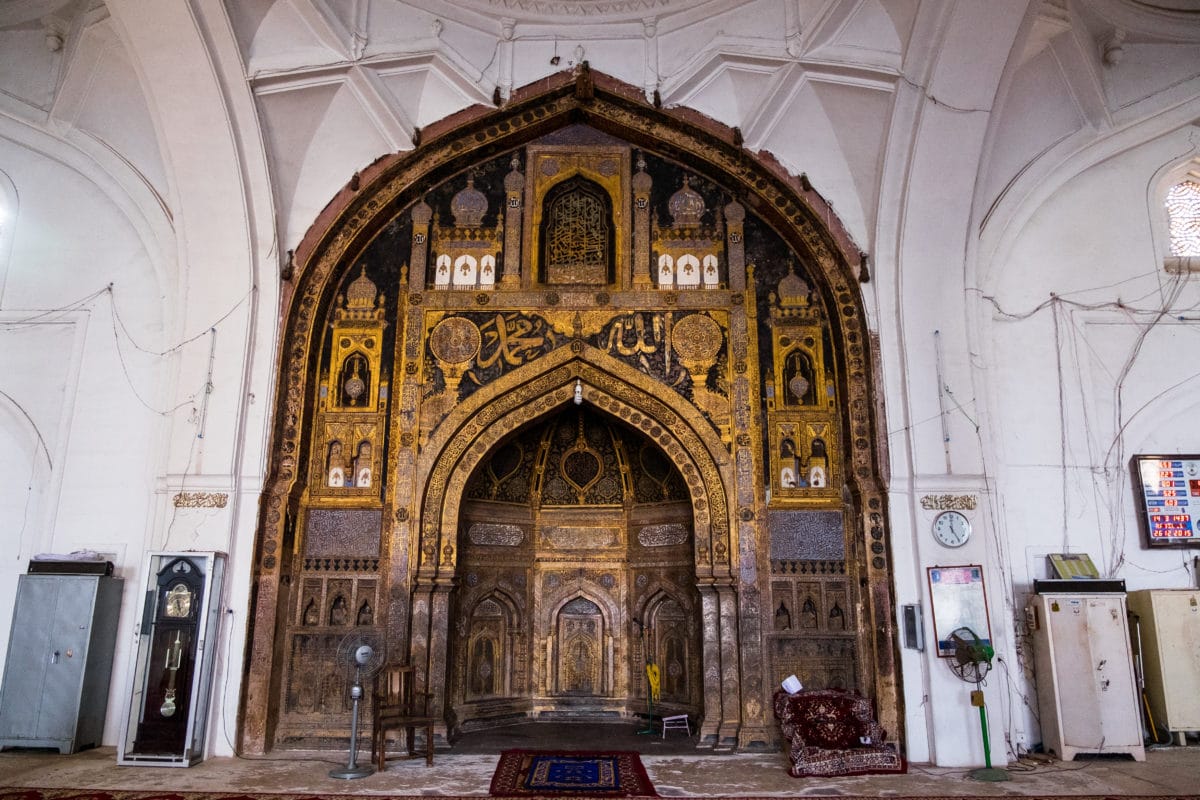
[2,1,1198,263]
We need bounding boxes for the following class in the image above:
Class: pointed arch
[460,588,521,701]
[242,69,897,755]
[637,585,701,707]
[409,344,739,742]
[416,344,734,579]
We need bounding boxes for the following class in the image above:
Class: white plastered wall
[976,124,1200,753]
[0,0,279,758]
[0,0,1198,767]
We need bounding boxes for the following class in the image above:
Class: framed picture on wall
[926,565,992,658]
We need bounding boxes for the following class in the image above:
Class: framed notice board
[1130,455,1200,548]
[926,565,992,658]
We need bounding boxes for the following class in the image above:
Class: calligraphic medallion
[671,314,722,363]
[430,316,481,364]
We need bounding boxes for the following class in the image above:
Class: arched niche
[242,69,898,755]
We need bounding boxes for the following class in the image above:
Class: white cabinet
[1029,592,1145,762]
[0,574,124,753]
[1127,589,1200,744]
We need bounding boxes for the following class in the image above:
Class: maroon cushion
[792,693,864,750]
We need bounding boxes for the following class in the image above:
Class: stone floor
[1,723,1198,797]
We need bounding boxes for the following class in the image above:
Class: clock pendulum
[160,631,184,718]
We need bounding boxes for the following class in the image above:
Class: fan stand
[968,688,1009,782]
[329,662,375,780]
[633,619,655,735]
[947,627,1009,783]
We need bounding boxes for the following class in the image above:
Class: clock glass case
[118,551,225,767]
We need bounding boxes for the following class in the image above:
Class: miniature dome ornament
[344,266,379,310]
[776,265,811,308]
[451,175,488,227]
[668,176,705,227]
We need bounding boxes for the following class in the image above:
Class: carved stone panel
[555,597,605,696]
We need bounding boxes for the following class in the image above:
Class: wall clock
[932,510,972,547]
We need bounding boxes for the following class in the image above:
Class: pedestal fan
[947,626,1009,782]
[328,631,385,780]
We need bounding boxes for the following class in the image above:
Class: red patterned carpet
[3,792,1200,800]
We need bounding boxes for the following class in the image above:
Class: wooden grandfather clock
[119,551,225,766]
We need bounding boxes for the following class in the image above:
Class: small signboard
[926,564,992,658]
[1130,455,1200,548]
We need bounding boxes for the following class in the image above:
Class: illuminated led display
[1131,455,1200,548]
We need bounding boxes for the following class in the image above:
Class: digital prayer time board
[1131,455,1200,548]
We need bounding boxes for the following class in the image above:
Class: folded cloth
[32,550,107,561]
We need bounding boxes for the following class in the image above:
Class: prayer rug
[488,749,657,797]
[3,791,1199,800]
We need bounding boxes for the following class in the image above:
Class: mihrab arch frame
[412,346,738,744]
[240,68,899,755]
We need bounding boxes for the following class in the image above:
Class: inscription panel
[304,509,382,556]
[768,510,843,561]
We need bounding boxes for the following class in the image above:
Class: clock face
[932,510,971,547]
[164,583,193,618]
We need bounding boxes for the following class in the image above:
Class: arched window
[1165,180,1200,257]
[538,176,615,285]
[1160,161,1200,275]
[0,169,15,301]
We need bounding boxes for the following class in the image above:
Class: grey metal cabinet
[0,574,123,753]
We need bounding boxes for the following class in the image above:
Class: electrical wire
[109,282,252,357]
[978,270,1197,580]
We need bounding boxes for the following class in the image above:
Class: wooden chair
[371,664,437,769]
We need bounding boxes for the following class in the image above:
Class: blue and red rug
[488,749,657,797]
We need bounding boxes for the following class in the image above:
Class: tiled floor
[1,723,1198,797]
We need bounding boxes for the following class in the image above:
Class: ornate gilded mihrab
[246,83,895,757]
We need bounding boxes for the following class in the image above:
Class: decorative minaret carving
[724,199,745,291]
[410,199,432,291]
[765,264,839,504]
[502,154,524,286]
[632,153,653,288]
[311,266,388,496]
[654,175,723,289]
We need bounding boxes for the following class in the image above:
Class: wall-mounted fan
[328,630,386,780]
[946,626,1008,782]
